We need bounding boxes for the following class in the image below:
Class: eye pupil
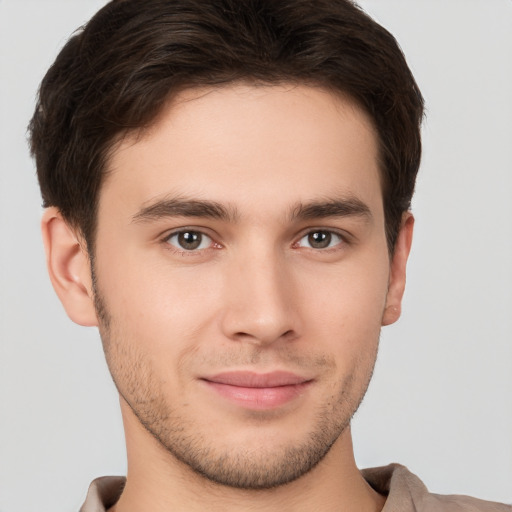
[178,231,202,250]
[308,231,331,249]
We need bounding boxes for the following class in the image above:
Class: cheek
[96,247,224,357]
[95,228,389,368]
[299,258,389,363]
[303,258,389,325]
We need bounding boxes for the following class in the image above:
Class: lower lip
[203,381,311,410]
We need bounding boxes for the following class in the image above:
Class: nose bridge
[220,241,298,345]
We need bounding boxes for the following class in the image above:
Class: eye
[166,230,213,251]
[297,230,344,250]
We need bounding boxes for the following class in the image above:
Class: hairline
[83,78,393,257]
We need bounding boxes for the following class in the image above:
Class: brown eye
[167,230,211,251]
[298,230,343,249]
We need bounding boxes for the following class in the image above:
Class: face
[90,84,405,489]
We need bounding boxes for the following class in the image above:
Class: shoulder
[80,476,126,512]
[362,463,511,512]
[425,493,512,512]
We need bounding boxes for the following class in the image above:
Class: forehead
[102,83,382,220]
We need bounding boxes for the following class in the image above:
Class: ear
[382,212,414,326]
[41,207,98,326]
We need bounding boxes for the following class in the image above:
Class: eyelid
[160,224,216,240]
[293,227,350,249]
[161,226,221,253]
[158,225,351,253]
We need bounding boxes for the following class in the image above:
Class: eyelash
[163,229,220,255]
[294,230,347,251]
[161,228,349,255]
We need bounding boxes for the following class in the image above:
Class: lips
[201,371,312,410]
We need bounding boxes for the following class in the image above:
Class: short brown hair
[29,0,424,253]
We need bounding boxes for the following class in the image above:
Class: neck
[110,400,385,512]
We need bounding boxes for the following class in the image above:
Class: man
[28,0,510,510]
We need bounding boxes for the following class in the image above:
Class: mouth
[200,371,313,410]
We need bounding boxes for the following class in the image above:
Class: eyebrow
[131,195,372,224]
[290,197,372,222]
[132,197,239,223]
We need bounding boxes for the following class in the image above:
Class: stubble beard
[93,284,378,490]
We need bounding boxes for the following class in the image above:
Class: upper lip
[203,371,311,388]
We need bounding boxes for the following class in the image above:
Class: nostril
[230,328,297,346]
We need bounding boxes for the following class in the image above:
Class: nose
[219,248,300,347]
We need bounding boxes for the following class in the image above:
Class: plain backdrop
[1,1,511,510]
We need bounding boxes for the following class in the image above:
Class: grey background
[1,1,511,510]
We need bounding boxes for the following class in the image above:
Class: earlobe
[382,213,414,326]
[41,207,98,327]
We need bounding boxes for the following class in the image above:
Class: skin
[42,84,413,511]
